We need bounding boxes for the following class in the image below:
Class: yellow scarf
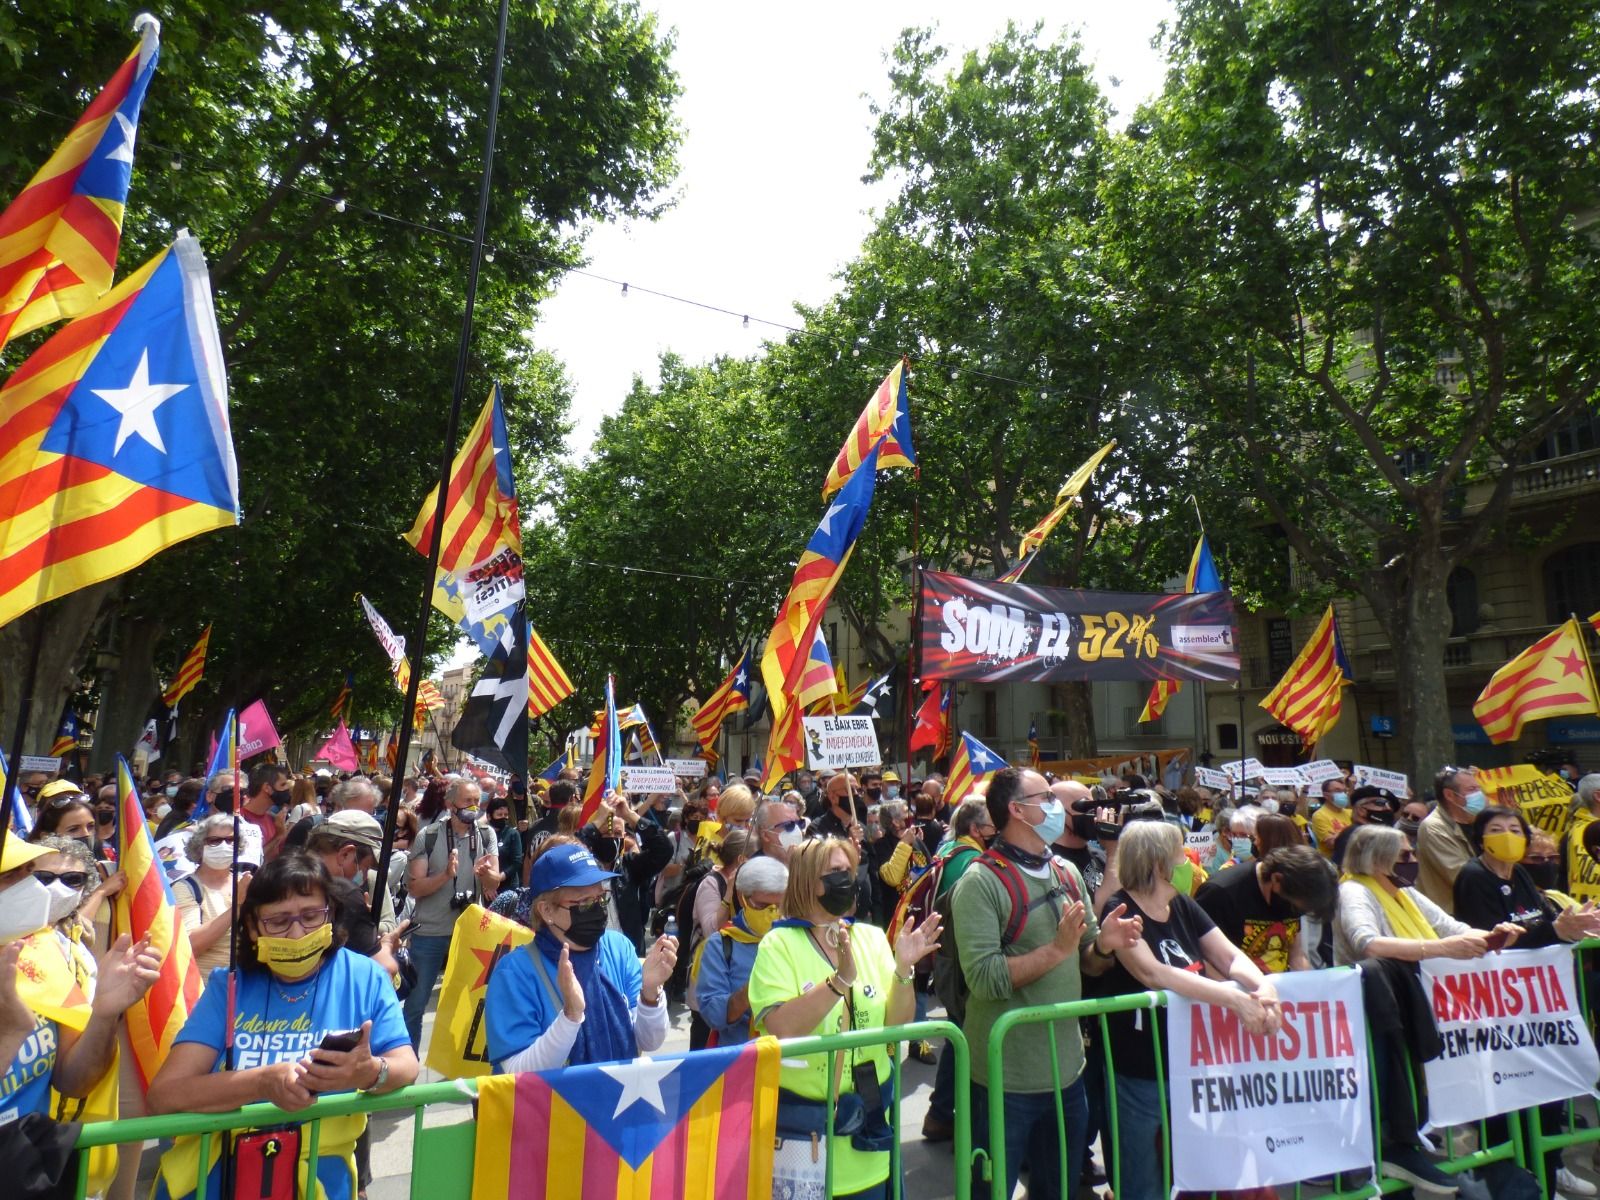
[1342,873,1437,942]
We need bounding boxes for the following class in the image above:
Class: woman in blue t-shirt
[147,853,419,1200]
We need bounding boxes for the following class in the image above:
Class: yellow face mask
[256,922,333,980]
[742,904,780,938]
[1482,831,1527,865]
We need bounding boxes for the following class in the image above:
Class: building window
[981,690,998,737]
[1218,723,1239,751]
[1533,411,1600,462]
[1447,567,1480,637]
[1544,543,1600,624]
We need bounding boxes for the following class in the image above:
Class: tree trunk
[0,584,115,758]
[91,616,162,775]
[1363,547,1456,791]
[1058,680,1097,758]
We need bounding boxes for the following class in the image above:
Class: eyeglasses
[203,836,235,847]
[559,895,610,915]
[257,906,330,936]
[33,870,90,889]
[1013,792,1055,807]
[774,819,807,834]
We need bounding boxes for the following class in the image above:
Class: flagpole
[371,0,512,922]
[0,619,44,873]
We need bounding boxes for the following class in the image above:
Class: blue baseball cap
[530,842,618,894]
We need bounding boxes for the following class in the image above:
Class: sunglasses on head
[34,869,90,889]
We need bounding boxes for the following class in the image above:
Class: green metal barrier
[70,1020,971,1200]
[983,985,1523,1200]
[1520,936,1600,1200]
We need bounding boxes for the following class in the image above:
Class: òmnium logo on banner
[1166,966,1373,1192]
[1420,944,1600,1129]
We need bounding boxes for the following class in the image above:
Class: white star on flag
[971,745,998,770]
[92,350,187,455]
[104,110,137,164]
[599,1056,681,1119]
[735,666,748,687]
[816,502,846,535]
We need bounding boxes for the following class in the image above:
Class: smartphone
[318,1027,363,1053]
[1483,930,1509,952]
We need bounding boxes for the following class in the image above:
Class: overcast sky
[534,0,1174,456]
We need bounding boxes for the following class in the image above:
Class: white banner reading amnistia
[1167,966,1373,1192]
[1419,944,1600,1129]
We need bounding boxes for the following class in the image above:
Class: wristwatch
[358,1056,389,1095]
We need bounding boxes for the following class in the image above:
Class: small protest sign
[801,716,881,769]
[1222,757,1265,783]
[19,755,61,774]
[1260,766,1308,789]
[618,765,677,794]
[665,758,708,779]
[1194,765,1231,791]
[1300,760,1345,786]
[1352,764,1409,796]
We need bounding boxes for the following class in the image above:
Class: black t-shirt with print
[1099,889,1216,1078]
[1453,858,1560,949]
[1194,862,1300,974]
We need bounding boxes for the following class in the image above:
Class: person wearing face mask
[238,762,292,862]
[31,791,128,930]
[1312,779,1353,857]
[1049,780,1108,900]
[1417,766,1488,913]
[1331,786,1399,868]
[1332,824,1519,1196]
[950,769,1143,1200]
[486,841,677,1071]
[305,813,403,950]
[1456,807,1600,945]
[175,814,254,972]
[1195,843,1337,973]
[1564,773,1600,904]
[0,833,162,1137]
[403,777,500,1050]
[750,836,943,1200]
[148,853,418,1200]
[755,797,806,863]
[881,769,902,803]
[484,796,523,888]
[694,856,789,1045]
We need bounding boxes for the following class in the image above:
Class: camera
[450,890,475,911]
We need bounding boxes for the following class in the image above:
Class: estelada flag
[821,357,914,499]
[1473,618,1600,744]
[405,383,522,574]
[761,694,805,794]
[426,903,533,1079]
[112,754,201,1087]
[946,730,1005,806]
[471,1039,780,1200]
[0,233,239,627]
[0,16,160,351]
[690,647,753,752]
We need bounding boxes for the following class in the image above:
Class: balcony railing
[1513,446,1600,498]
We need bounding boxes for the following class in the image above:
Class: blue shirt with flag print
[0,1012,59,1122]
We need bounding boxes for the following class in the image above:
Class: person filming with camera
[401,777,502,1051]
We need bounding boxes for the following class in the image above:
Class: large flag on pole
[404,383,522,573]
[1139,533,1223,723]
[113,754,202,1087]
[998,441,1116,584]
[358,593,411,692]
[160,624,211,708]
[762,691,807,793]
[452,613,530,773]
[909,683,952,755]
[579,675,622,824]
[821,358,914,499]
[691,647,753,751]
[470,1039,780,1200]
[0,15,161,352]
[0,232,238,627]
[1472,618,1600,744]
[525,623,574,717]
[795,627,839,711]
[762,441,882,719]
[329,670,354,720]
[1261,605,1354,746]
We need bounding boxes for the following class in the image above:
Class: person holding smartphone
[148,853,418,1200]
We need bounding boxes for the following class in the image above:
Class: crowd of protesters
[7,752,1600,1200]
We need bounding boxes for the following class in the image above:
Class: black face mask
[818,869,857,917]
[685,818,702,836]
[1388,861,1421,889]
[271,787,292,807]
[95,810,115,826]
[1366,810,1396,826]
[1527,861,1562,891]
[490,817,508,829]
[562,903,608,950]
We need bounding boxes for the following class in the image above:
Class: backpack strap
[978,849,1079,946]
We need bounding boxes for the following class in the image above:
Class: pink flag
[315,720,359,772]
[236,699,282,762]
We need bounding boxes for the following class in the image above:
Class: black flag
[451,605,529,772]
[853,672,895,721]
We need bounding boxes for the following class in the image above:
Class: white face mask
[777,827,805,850]
[0,875,54,943]
[44,880,81,925]
[202,843,235,869]
[155,803,172,820]
[1260,799,1280,815]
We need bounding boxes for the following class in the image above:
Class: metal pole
[370,0,513,921]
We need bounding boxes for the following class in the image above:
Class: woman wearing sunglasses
[486,836,679,1070]
[147,853,418,1200]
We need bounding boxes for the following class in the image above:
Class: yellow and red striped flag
[762,442,882,720]
[579,675,622,825]
[404,384,521,575]
[762,697,806,794]
[414,678,446,730]
[1472,618,1599,744]
[112,754,201,1087]
[999,441,1116,583]
[471,1039,779,1200]
[946,731,1005,806]
[795,627,838,711]
[0,17,160,352]
[691,648,753,751]
[1138,679,1180,723]
[160,625,211,708]
[821,358,915,499]
[330,670,353,720]
[526,624,574,717]
[1261,605,1353,746]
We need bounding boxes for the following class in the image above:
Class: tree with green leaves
[0,0,680,767]
[1103,0,1600,783]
